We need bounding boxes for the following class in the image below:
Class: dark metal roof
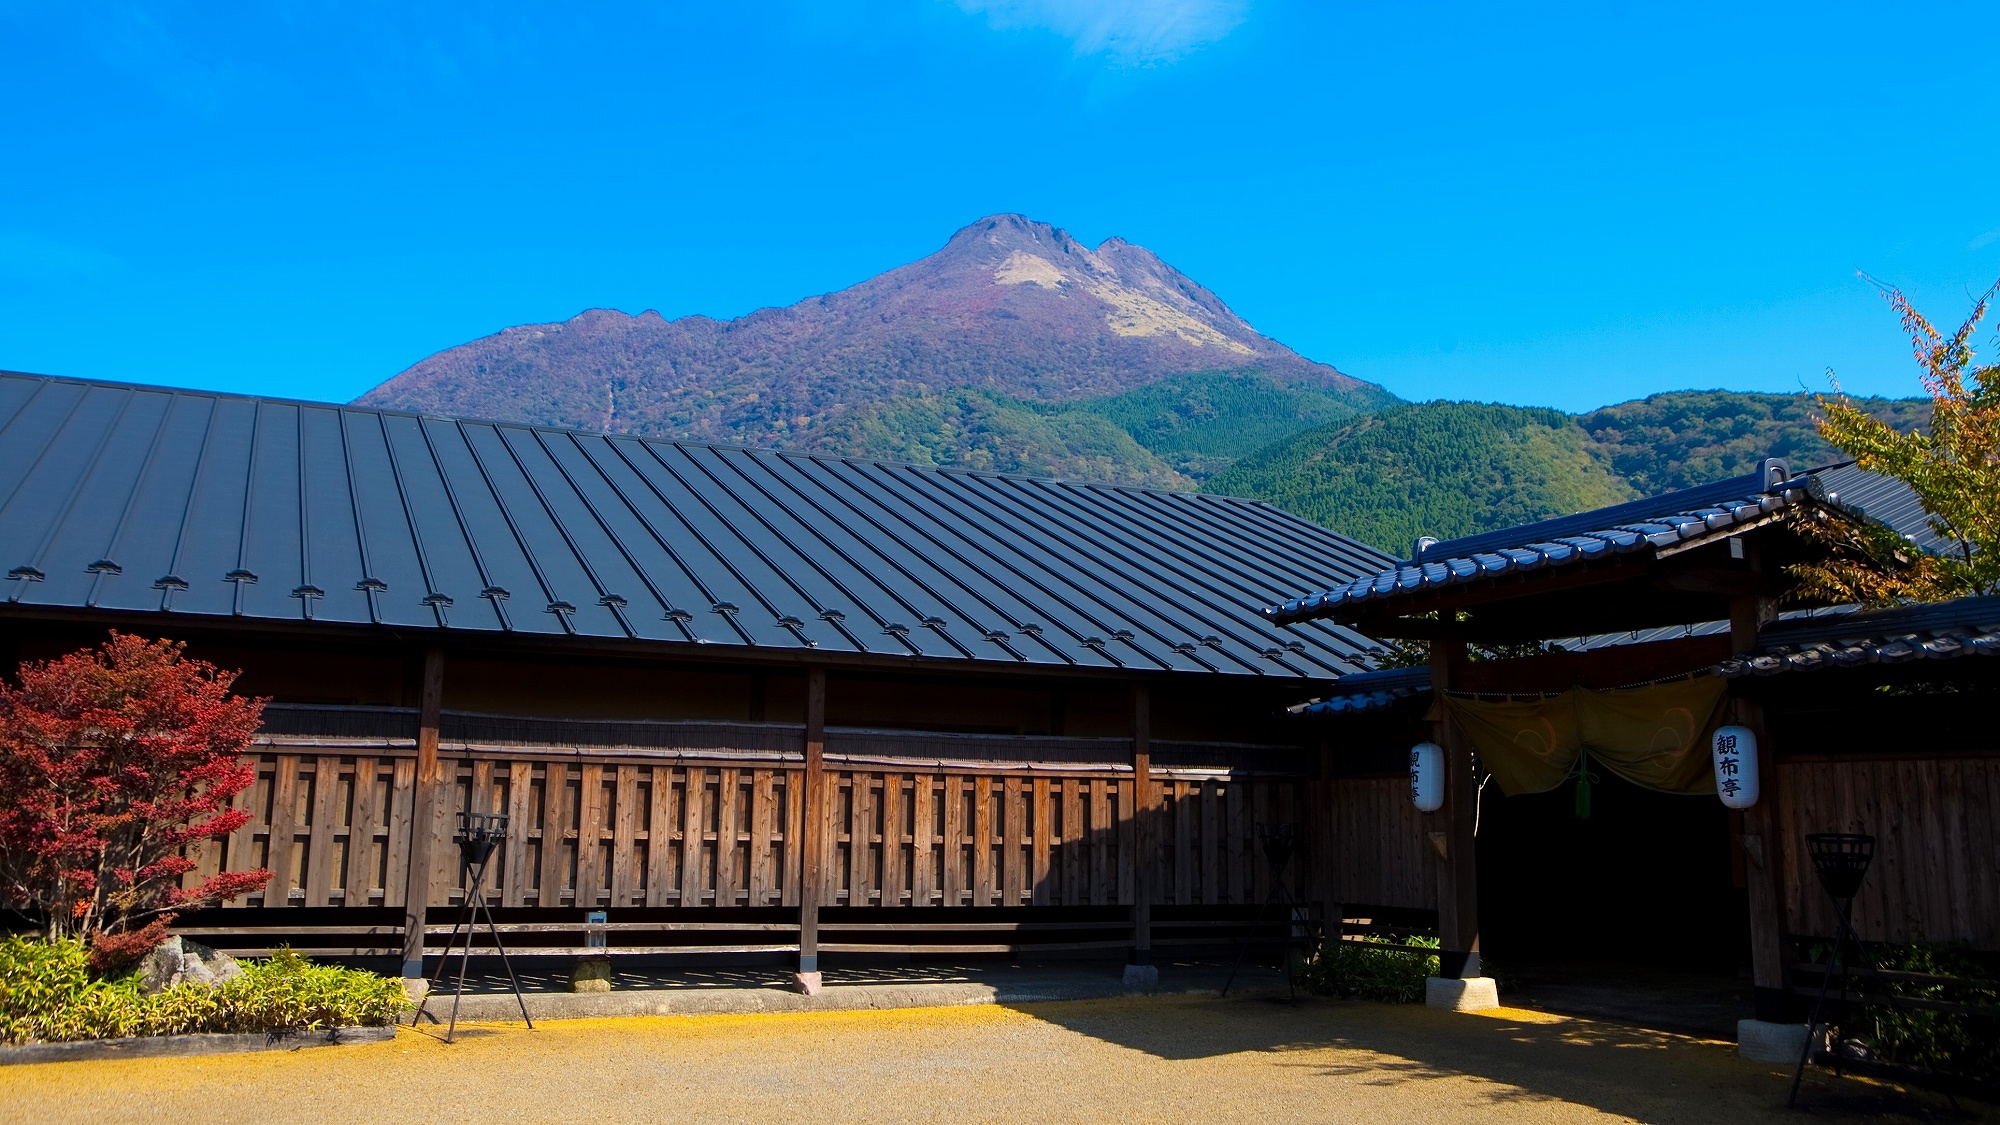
[1716,595,2000,679]
[0,372,1393,678]
[1264,459,1934,626]
[1288,665,1431,716]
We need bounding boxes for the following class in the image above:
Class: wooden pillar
[1729,588,1791,1021]
[1129,684,1153,970]
[796,667,827,990]
[400,646,445,979]
[1430,640,1481,979]
[1314,740,1337,922]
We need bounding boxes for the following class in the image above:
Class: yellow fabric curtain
[1439,678,1728,796]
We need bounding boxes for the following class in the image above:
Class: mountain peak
[358,217,1386,471]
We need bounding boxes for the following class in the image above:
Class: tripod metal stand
[1222,823,1317,1000]
[412,812,535,1043]
[1789,832,1874,1107]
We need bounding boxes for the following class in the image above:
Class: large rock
[139,936,244,994]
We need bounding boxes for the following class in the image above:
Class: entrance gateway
[1265,457,1997,1054]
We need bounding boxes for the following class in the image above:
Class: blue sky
[2,1,1996,412]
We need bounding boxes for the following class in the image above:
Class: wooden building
[1266,457,1999,1042]
[0,371,1394,986]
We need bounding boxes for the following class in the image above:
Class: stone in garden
[139,936,244,994]
[571,957,613,992]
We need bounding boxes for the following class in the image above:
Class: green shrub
[0,936,409,1045]
[1807,940,2000,1084]
[1304,934,1440,1003]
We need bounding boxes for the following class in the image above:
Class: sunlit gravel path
[0,996,1965,1124]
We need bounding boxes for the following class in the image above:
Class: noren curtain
[1439,678,1728,796]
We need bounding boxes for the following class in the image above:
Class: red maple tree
[0,633,270,961]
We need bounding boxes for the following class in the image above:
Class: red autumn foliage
[0,633,270,958]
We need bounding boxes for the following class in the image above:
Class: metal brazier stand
[412,812,535,1042]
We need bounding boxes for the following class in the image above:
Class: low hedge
[0,936,409,1045]
[1303,934,1441,1003]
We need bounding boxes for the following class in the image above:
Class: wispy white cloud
[955,0,1249,64]
[1970,226,2000,251]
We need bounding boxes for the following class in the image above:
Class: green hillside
[1577,390,1930,493]
[816,387,1191,487]
[1205,390,1930,555]
[1066,369,1398,478]
[1206,402,1637,554]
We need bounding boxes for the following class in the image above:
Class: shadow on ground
[1007,995,1987,1124]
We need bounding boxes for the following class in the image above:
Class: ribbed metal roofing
[1716,595,2000,679]
[1264,460,1932,626]
[0,372,1392,678]
[1287,665,1431,716]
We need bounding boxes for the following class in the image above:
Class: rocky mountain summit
[357,214,1389,462]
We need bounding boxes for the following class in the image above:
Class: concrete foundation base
[571,958,613,993]
[793,971,824,996]
[1736,1019,1809,1063]
[1425,976,1500,1012]
[1122,964,1160,989]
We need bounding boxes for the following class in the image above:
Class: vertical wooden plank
[1090,778,1111,906]
[1251,780,1273,903]
[399,648,445,976]
[715,768,741,907]
[303,756,342,906]
[383,759,415,909]
[538,762,570,909]
[782,768,804,909]
[572,764,603,909]
[942,775,965,906]
[1002,776,1024,906]
[1130,686,1152,965]
[681,766,707,906]
[798,668,826,979]
[1227,781,1247,903]
[1059,778,1081,907]
[972,775,995,907]
[1031,777,1052,907]
[610,765,640,906]
[263,755,301,910]
[502,762,533,907]
[849,771,873,907]
[1172,779,1192,906]
[1958,759,2000,949]
[1931,758,1974,944]
[646,765,676,906]
[881,773,906,907]
[1980,761,2000,949]
[342,757,381,906]
[824,773,845,905]
[911,774,935,907]
[1201,781,1221,906]
[1116,778,1135,906]
[751,769,775,906]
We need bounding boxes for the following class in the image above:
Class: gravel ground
[0,997,1974,1124]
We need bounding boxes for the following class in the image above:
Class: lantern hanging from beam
[1410,742,1444,812]
[1711,724,1759,809]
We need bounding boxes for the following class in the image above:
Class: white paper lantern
[1711,724,1759,809]
[1410,742,1445,812]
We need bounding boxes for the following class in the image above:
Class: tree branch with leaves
[1792,277,2000,604]
[0,633,270,967]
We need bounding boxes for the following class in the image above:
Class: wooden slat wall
[214,749,1311,914]
[1322,776,1436,912]
[1776,755,2000,949]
